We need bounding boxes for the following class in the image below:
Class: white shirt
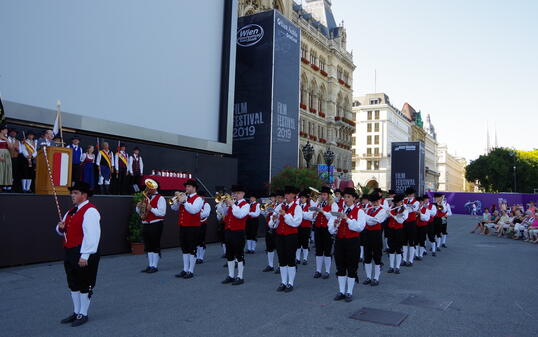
[55,200,101,260]
[365,205,388,226]
[390,207,409,224]
[300,200,316,221]
[20,139,37,158]
[128,154,144,175]
[171,193,204,215]
[201,202,211,220]
[268,202,303,229]
[114,151,128,170]
[230,199,250,219]
[96,149,114,167]
[419,205,431,222]
[80,153,95,163]
[405,198,420,212]
[328,203,366,234]
[136,194,167,223]
[316,200,339,220]
[248,202,261,218]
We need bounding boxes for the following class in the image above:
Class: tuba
[138,178,158,220]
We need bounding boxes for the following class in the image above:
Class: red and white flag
[52,152,70,186]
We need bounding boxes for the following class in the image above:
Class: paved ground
[1,215,536,337]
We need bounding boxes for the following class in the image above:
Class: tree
[465,148,538,193]
[269,167,325,193]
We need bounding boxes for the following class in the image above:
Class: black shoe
[175,271,187,278]
[61,313,77,324]
[387,268,394,273]
[232,277,244,285]
[395,268,400,274]
[184,272,194,279]
[371,279,379,286]
[262,266,274,272]
[277,283,286,292]
[313,271,322,279]
[71,314,88,327]
[275,268,280,274]
[359,258,363,263]
[423,251,428,256]
[284,285,294,293]
[196,259,203,264]
[334,292,345,301]
[437,247,441,252]
[295,259,301,265]
[302,260,308,265]
[140,266,151,273]
[432,252,436,257]
[321,272,330,279]
[442,244,447,248]
[362,278,371,285]
[147,267,158,273]
[222,276,234,284]
[416,257,422,261]
[345,294,353,302]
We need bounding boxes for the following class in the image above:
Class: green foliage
[465,148,538,193]
[128,192,144,243]
[356,183,373,196]
[270,167,325,193]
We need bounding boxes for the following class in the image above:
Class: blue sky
[330,0,538,160]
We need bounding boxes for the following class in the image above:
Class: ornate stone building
[238,0,356,178]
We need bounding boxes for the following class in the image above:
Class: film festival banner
[426,192,537,215]
[233,10,300,194]
[391,141,425,195]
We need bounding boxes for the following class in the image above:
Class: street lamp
[509,151,517,192]
[302,141,314,168]
[324,147,335,166]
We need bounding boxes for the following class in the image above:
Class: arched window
[318,85,326,113]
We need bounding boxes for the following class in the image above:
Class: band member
[268,186,302,292]
[221,185,250,285]
[402,187,419,266]
[7,129,20,192]
[261,193,278,272]
[215,193,228,258]
[433,192,450,251]
[441,198,452,248]
[0,125,13,192]
[55,181,101,327]
[136,179,166,273]
[415,195,431,260]
[312,186,338,279]
[382,189,396,251]
[334,189,344,209]
[66,136,83,185]
[362,194,388,286]
[196,191,211,264]
[20,131,37,192]
[330,187,366,302]
[128,147,144,193]
[171,179,203,279]
[387,195,408,274]
[245,194,261,254]
[296,189,315,265]
[96,142,114,194]
[81,145,96,191]
[357,194,371,262]
[114,143,129,195]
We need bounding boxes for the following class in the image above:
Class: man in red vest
[296,189,315,265]
[269,185,302,292]
[415,195,431,260]
[55,181,101,327]
[387,194,408,274]
[261,192,280,273]
[362,194,388,286]
[222,184,250,285]
[245,194,261,254]
[171,179,203,279]
[331,187,366,302]
[137,179,166,273]
[312,186,339,279]
[402,187,420,266]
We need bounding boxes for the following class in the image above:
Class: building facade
[352,93,439,191]
[437,145,467,192]
[238,0,356,177]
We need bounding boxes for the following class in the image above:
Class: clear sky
[329,0,538,160]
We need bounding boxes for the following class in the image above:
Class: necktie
[235,201,238,206]
[346,207,351,215]
[69,206,78,216]
[321,201,326,207]
[285,205,289,211]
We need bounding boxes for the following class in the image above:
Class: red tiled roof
[401,102,416,121]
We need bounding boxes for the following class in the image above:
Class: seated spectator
[484,210,500,235]
[471,208,490,234]
[511,210,525,239]
[495,211,512,237]
[524,214,538,243]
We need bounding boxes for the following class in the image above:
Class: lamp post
[302,141,314,168]
[510,151,517,192]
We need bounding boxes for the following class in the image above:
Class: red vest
[427,204,435,222]
[337,198,344,209]
[366,206,383,231]
[248,202,259,219]
[416,206,429,227]
[144,194,165,223]
[435,206,448,218]
[63,202,97,248]
[404,198,417,222]
[300,202,312,228]
[336,206,361,239]
[388,209,405,229]
[276,203,299,236]
[178,194,202,227]
[314,202,332,228]
[225,200,248,231]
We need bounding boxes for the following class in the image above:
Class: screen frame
[4,0,237,155]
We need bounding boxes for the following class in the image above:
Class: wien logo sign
[237,24,264,47]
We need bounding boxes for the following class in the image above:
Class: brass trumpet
[215,192,233,204]
[168,191,186,205]
[308,187,320,200]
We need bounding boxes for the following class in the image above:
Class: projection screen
[0,0,237,154]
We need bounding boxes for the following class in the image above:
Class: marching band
[54,178,453,326]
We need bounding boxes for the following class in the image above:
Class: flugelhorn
[168,191,187,205]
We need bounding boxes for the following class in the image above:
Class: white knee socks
[374,265,381,281]
[237,261,244,279]
[346,277,355,295]
[288,266,296,286]
[71,291,81,314]
[396,254,402,268]
[442,234,447,244]
[280,266,288,284]
[324,256,331,273]
[302,248,309,261]
[153,253,160,268]
[315,256,323,273]
[338,276,346,293]
[79,293,91,316]
[182,254,189,272]
[267,252,274,267]
[409,247,415,263]
[296,249,301,261]
[403,246,409,262]
[222,243,226,254]
[188,254,196,273]
[227,261,235,278]
[389,254,395,268]
[365,263,372,279]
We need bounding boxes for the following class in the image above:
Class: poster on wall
[391,141,425,195]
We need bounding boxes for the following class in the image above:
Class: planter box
[301,57,310,64]
[130,242,145,255]
[311,64,320,71]
[320,70,328,77]
[300,103,307,110]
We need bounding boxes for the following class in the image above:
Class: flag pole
[57,100,64,146]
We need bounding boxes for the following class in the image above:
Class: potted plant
[128,192,145,255]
